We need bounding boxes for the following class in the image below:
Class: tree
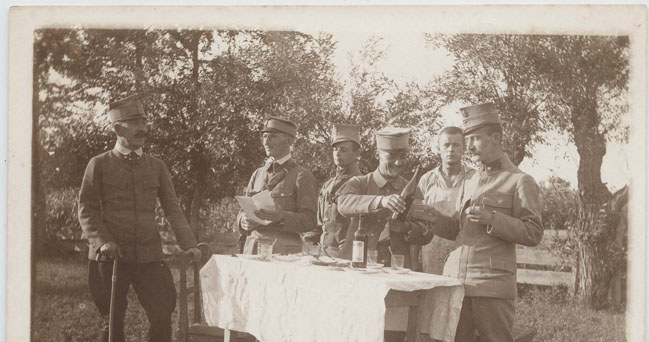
[426,34,547,166]
[346,37,443,176]
[429,33,630,309]
[536,35,629,308]
[34,29,350,242]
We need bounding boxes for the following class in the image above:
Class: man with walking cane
[78,95,202,342]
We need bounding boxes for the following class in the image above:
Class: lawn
[32,254,626,342]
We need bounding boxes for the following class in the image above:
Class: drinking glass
[368,250,378,265]
[391,254,405,270]
[258,242,273,261]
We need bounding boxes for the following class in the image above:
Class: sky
[325,31,631,192]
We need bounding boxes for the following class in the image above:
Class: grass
[515,286,625,342]
[33,253,626,342]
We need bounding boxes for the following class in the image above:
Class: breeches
[88,259,176,342]
[454,296,515,342]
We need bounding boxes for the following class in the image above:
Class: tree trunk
[573,206,617,309]
[570,99,616,309]
[133,30,146,93]
[187,31,205,242]
[32,39,47,257]
[189,184,205,242]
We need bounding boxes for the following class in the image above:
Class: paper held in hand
[235,190,276,225]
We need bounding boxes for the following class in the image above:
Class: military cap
[332,124,361,147]
[460,102,502,135]
[375,127,410,151]
[107,95,146,123]
[260,116,297,138]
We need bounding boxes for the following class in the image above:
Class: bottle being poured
[378,166,424,265]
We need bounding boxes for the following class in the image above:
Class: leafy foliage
[35,29,443,243]
[429,33,630,308]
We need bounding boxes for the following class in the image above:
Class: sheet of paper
[235,196,272,225]
[252,190,275,211]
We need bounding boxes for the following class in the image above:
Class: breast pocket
[271,187,295,211]
[102,174,129,204]
[481,195,513,216]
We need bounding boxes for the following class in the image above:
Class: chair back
[170,243,212,342]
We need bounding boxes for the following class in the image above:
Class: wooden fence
[516,230,573,288]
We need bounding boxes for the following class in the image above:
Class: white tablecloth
[200,255,464,342]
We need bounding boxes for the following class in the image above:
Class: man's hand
[98,241,121,259]
[408,201,440,223]
[255,208,285,223]
[185,247,202,263]
[465,206,495,226]
[380,194,406,214]
[387,220,411,234]
[301,231,320,244]
[240,215,260,231]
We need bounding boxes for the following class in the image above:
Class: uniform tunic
[78,147,197,342]
[237,158,318,254]
[337,169,431,268]
[315,163,363,258]
[433,153,543,299]
[78,150,197,262]
[416,165,476,274]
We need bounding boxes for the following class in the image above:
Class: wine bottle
[351,215,368,268]
[391,166,423,221]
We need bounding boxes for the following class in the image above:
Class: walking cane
[108,257,119,342]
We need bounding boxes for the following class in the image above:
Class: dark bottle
[391,166,423,221]
[351,215,368,268]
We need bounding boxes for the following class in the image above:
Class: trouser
[88,259,177,342]
[454,296,514,342]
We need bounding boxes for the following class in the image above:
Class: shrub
[44,187,81,241]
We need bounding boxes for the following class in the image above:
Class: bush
[44,187,81,241]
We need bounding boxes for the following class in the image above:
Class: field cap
[375,127,410,151]
[261,116,297,138]
[332,124,361,147]
[108,95,146,123]
[460,102,502,135]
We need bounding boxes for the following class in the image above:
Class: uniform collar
[114,140,143,156]
[480,153,513,174]
[270,153,291,165]
[265,155,295,173]
[372,168,405,189]
[336,162,361,178]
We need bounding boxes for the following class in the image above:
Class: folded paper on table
[235,190,276,225]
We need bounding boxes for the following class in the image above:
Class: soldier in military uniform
[303,124,363,258]
[337,127,432,267]
[237,117,318,255]
[413,103,543,342]
[416,126,475,275]
[78,95,202,342]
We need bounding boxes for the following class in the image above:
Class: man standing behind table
[337,127,432,268]
[237,116,318,255]
[302,124,364,258]
[416,126,475,275]
[78,95,202,342]
[413,103,543,342]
